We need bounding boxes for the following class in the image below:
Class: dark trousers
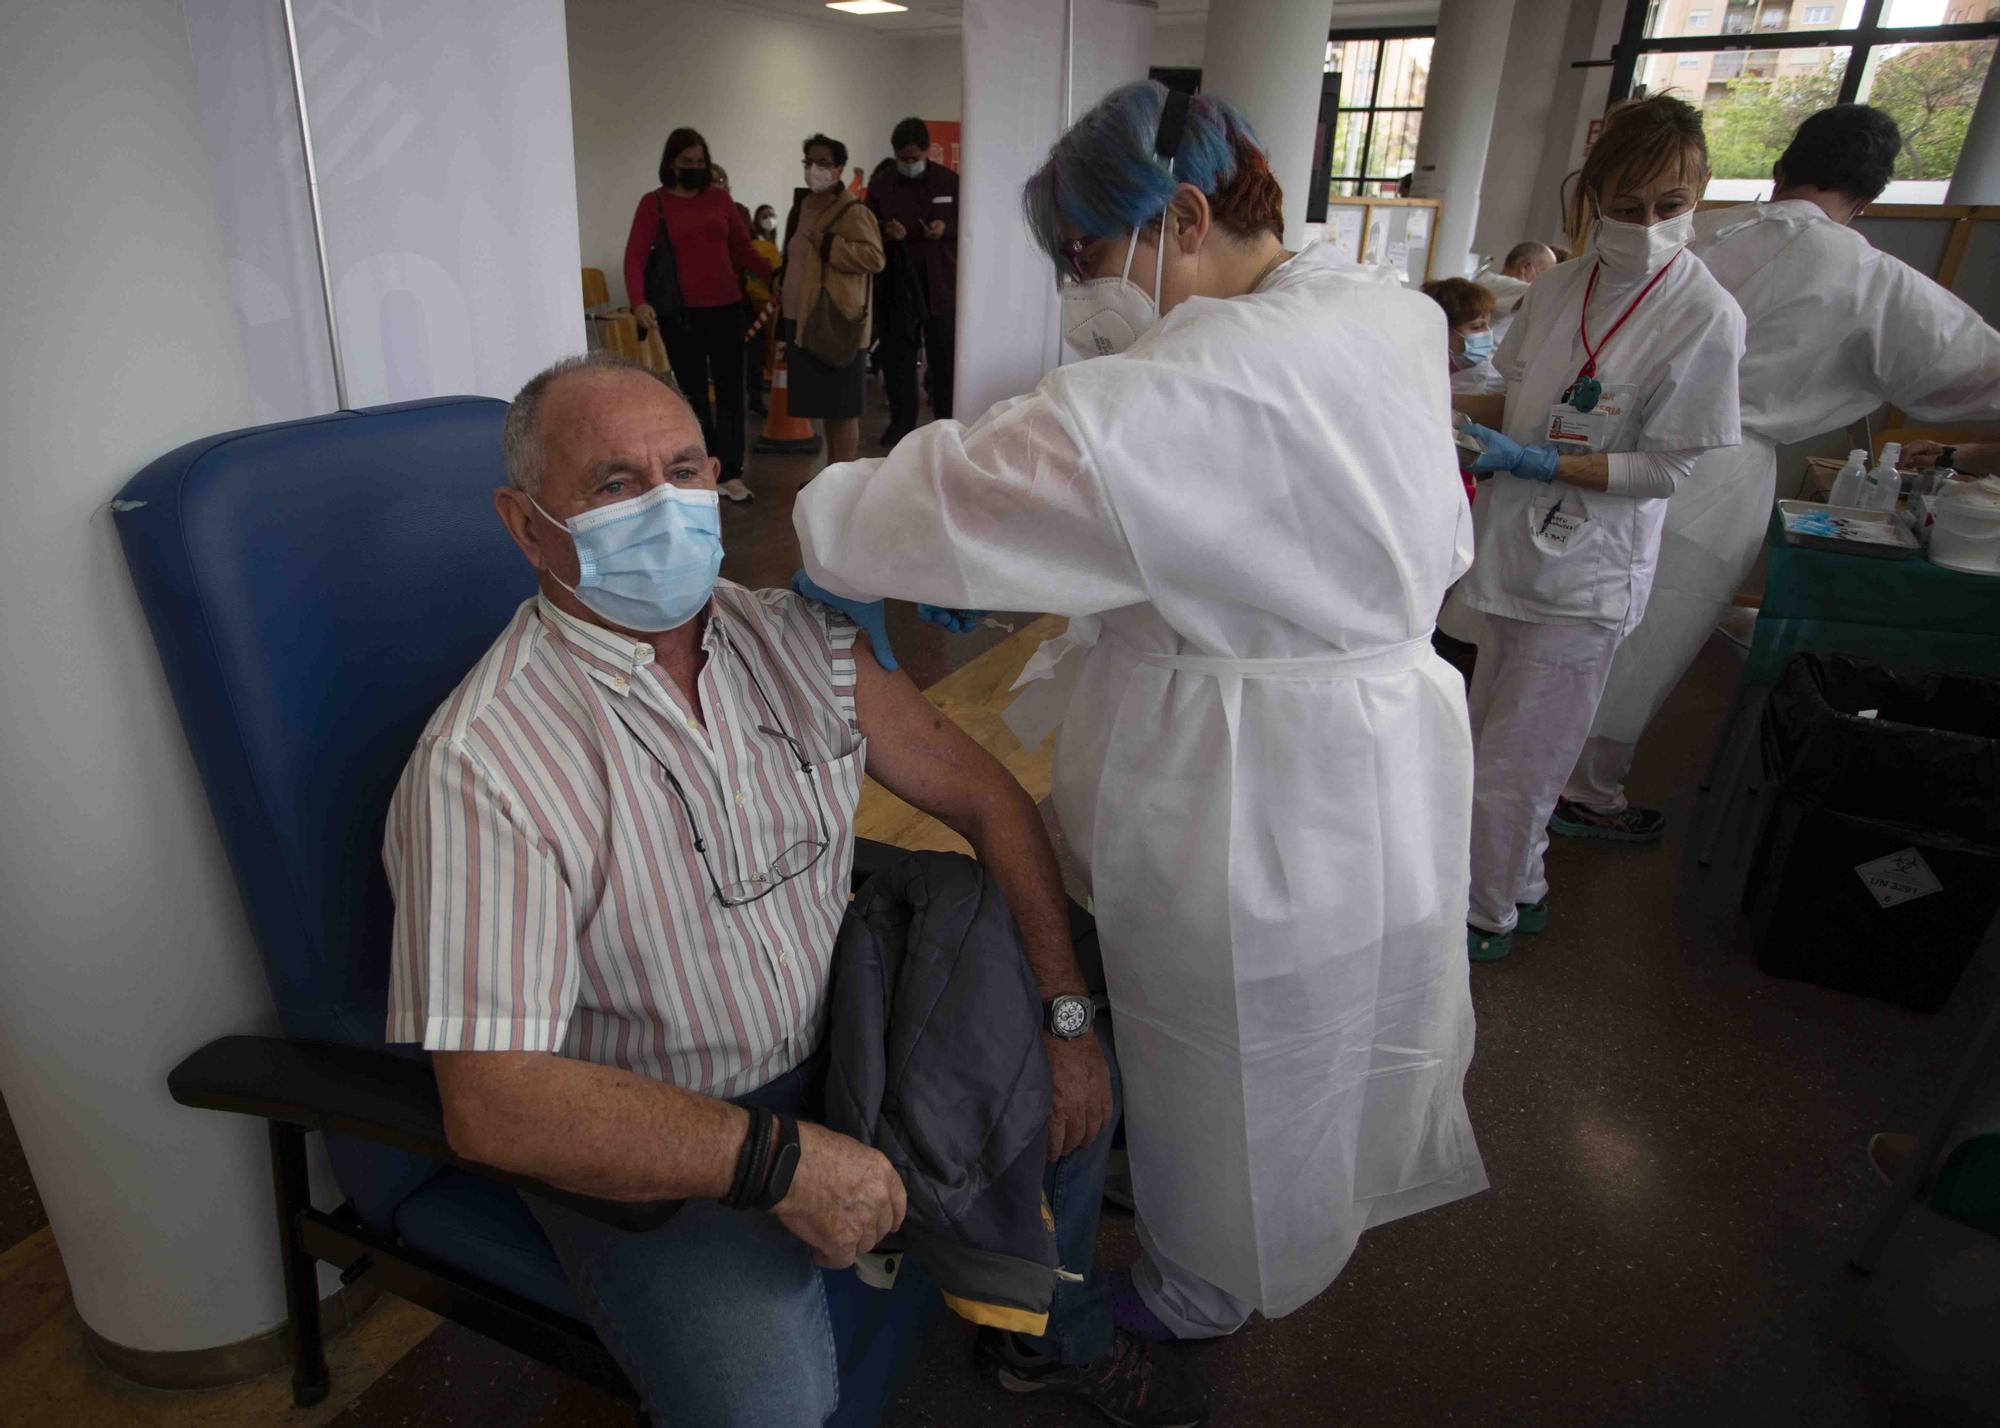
[662,302,747,477]
[880,312,955,432]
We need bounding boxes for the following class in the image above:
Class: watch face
[1051,997,1090,1038]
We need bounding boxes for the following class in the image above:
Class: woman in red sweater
[625,128,773,502]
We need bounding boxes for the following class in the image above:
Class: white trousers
[1133,1217,1254,1340]
[1467,616,1622,933]
[1565,438,1778,812]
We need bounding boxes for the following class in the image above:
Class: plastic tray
[1778,499,1921,560]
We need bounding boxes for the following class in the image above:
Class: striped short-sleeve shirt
[384,582,865,1099]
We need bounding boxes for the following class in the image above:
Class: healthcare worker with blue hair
[792,80,1487,1351]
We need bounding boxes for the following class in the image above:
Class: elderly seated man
[383,352,1208,1428]
[1474,239,1558,345]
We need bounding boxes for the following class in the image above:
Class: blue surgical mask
[897,157,927,179]
[533,483,722,633]
[1460,328,1497,363]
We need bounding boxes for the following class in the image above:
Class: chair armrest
[169,1036,680,1233]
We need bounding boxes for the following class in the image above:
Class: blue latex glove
[791,571,898,671]
[918,604,989,634]
[1465,421,1561,483]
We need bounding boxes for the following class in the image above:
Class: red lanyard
[1575,251,1679,382]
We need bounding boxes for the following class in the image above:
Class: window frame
[1325,25,1437,197]
[1610,0,1999,110]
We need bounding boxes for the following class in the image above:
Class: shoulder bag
[799,198,871,368]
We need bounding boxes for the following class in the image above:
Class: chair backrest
[581,265,611,310]
[116,398,533,1220]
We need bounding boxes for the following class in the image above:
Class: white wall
[567,0,962,293]
[0,0,294,1354]
[903,36,965,128]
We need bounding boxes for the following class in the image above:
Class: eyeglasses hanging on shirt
[596,629,833,908]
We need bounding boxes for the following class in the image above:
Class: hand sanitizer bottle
[1828,449,1869,507]
[1861,443,1903,513]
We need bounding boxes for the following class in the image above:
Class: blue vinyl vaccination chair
[112,396,932,1424]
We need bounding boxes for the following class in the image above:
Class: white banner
[187,0,586,417]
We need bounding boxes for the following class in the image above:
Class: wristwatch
[1043,994,1095,1040]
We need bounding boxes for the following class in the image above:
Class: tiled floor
[5,388,1997,1426]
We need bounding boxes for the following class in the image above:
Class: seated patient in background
[381,352,1204,1428]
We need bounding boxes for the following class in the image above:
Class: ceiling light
[827,1,909,13]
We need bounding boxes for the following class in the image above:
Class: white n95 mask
[1061,218,1169,361]
[1592,211,1694,276]
[532,483,723,633]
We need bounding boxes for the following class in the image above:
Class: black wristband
[724,1105,772,1209]
[1940,445,1958,472]
[749,1115,801,1211]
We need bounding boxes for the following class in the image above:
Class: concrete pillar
[0,0,291,1356]
[1944,50,2000,205]
[1410,0,1519,278]
[1201,0,1335,250]
[1473,0,1581,261]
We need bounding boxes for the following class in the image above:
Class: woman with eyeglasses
[791,80,1485,1353]
[780,133,885,469]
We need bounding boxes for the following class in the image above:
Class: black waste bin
[1744,655,2000,1013]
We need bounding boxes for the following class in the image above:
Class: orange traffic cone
[754,345,820,454]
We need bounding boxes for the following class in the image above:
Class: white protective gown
[1583,200,2000,752]
[1453,252,1745,635]
[794,242,1487,1318]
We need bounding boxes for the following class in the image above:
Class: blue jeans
[526,1033,1121,1426]
[1016,1019,1121,1365]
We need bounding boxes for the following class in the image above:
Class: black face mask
[675,164,712,193]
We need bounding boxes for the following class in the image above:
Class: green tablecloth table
[1744,508,2000,686]
[1699,510,2000,865]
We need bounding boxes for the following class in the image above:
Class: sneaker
[1549,797,1665,843]
[1514,900,1549,935]
[1468,925,1512,962]
[976,1327,1212,1428]
[717,477,755,503]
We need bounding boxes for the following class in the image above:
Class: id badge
[1545,403,1609,450]
[1528,496,1589,555]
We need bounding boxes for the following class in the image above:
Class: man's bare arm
[850,639,1111,1158]
[434,1050,906,1266]
[435,1049,744,1202]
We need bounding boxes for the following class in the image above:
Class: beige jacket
[783,195,886,350]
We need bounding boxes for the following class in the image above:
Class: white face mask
[1061,218,1169,361]
[805,164,841,194]
[1592,211,1694,276]
[897,157,927,179]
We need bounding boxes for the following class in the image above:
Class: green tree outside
[1698,40,1994,184]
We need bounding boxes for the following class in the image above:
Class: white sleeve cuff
[1606,448,1700,498]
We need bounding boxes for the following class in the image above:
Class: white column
[1472,0,1581,260]
[1944,50,2000,205]
[1199,0,1333,250]
[0,0,291,1354]
[1410,0,1519,278]
[956,0,1153,423]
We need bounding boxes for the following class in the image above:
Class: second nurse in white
[1450,95,1745,961]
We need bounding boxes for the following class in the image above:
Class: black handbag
[642,193,690,336]
[800,198,870,368]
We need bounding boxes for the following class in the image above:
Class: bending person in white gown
[792,81,1486,1343]
[1560,103,2000,831]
